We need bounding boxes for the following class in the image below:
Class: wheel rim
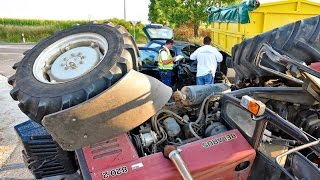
[33,33,108,84]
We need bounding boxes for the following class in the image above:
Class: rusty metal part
[303,73,320,102]
[42,70,172,150]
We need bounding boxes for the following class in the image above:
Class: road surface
[0,43,34,77]
[0,43,80,180]
[0,43,34,179]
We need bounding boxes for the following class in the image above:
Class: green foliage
[0,25,56,42]
[0,18,87,28]
[148,0,169,25]
[0,18,88,42]
[148,0,238,37]
[0,18,147,44]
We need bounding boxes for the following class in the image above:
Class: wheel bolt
[69,62,77,69]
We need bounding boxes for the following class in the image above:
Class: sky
[0,0,319,23]
[0,0,150,23]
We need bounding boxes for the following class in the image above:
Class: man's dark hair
[203,36,211,45]
[166,39,174,45]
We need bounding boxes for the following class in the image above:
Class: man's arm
[190,49,199,60]
[214,49,223,63]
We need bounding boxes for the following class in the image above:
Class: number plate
[102,166,128,179]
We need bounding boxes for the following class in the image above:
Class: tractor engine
[76,84,256,180]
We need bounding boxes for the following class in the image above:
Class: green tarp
[207,0,260,24]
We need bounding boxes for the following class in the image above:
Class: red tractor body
[80,130,255,180]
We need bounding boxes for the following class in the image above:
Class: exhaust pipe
[163,145,193,180]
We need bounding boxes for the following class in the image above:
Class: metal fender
[42,70,172,150]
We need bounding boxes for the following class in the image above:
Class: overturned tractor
[8,16,320,179]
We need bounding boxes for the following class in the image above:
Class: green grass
[0,18,87,28]
[0,25,56,42]
[0,18,147,43]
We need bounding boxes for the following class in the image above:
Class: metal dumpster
[210,0,320,56]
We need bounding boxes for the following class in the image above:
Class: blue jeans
[159,70,173,87]
[196,74,213,85]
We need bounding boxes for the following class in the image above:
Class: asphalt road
[0,43,35,179]
[0,43,34,77]
[0,43,80,180]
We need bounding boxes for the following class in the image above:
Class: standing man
[158,39,179,87]
[190,36,223,85]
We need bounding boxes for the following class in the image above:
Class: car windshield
[146,27,173,40]
[148,42,162,49]
[140,49,158,66]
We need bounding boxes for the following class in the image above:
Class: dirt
[0,75,32,178]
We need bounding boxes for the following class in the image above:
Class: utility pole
[131,21,137,40]
[124,0,126,20]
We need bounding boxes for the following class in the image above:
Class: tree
[148,0,169,25]
[183,0,215,37]
[148,0,238,37]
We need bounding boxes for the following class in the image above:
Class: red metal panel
[310,62,320,71]
[82,134,139,172]
[83,129,256,180]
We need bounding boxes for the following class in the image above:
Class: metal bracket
[254,43,320,84]
[275,139,320,180]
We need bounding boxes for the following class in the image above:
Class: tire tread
[233,15,320,84]
[9,23,138,124]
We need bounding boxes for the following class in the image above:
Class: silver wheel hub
[33,33,108,84]
[50,47,99,82]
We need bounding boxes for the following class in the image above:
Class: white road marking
[0,53,22,55]
[3,58,23,62]
[0,45,32,49]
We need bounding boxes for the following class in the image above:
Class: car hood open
[143,24,173,41]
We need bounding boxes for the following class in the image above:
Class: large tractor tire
[232,15,320,85]
[8,23,139,124]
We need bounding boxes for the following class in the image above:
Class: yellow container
[210,0,320,56]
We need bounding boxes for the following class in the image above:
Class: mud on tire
[8,23,139,123]
[232,15,320,85]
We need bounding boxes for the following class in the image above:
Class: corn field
[0,18,147,43]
